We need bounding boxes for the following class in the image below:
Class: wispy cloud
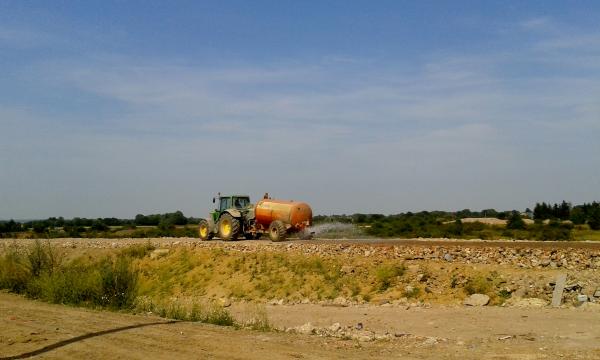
[2,14,600,218]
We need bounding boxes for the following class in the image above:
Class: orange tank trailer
[254,199,313,231]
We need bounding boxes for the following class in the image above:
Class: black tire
[199,219,213,241]
[268,220,287,242]
[218,213,240,241]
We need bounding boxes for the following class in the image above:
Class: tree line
[533,201,600,229]
[0,211,200,236]
[313,200,600,240]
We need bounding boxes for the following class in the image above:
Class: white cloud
[2,16,600,218]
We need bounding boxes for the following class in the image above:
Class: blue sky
[1,1,599,219]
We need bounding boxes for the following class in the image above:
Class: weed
[244,305,271,331]
[404,286,421,299]
[498,289,512,300]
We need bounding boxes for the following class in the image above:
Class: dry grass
[134,247,411,303]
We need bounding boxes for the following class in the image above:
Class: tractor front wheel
[218,213,240,241]
[199,219,213,241]
[268,220,287,242]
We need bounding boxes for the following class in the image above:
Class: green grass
[573,227,600,241]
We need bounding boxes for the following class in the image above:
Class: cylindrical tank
[255,199,313,230]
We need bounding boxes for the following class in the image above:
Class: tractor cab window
[219,197,232,211]
[234,197,250,209]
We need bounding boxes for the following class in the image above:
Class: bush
[0,245,29,292]
[26,240,62,277]
[0,242,139,309]
[375,263,406,291]
[464,275,492,295]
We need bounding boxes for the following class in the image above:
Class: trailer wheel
[218,213,240,241]
[199,219,213,241]
[268,220,287,242]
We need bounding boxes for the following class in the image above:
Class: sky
[1,1,599,219]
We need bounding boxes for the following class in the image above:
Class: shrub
[0,242,139,310]
[0,245,29,292]
[26,240,62,277]
[464,275,492,295]
[375,263,406,291]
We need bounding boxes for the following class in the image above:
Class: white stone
[463,294,490,306]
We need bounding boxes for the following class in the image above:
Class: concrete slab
[551,273,567,307]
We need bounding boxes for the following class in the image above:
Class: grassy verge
[0,241,276,329]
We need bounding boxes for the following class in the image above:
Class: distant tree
[570,206,586,225]
[588,206,600,230]
[507,211,526,230]
[166,211,187,226]
[449,219,464,236]
[90,220,109,232]
[32,222,48,234]
[497,211,511,220]
[534,202,551,220]
[456,209,472,219]
[558,201,571,220]
[481,209,498,218]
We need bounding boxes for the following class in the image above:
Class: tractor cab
[211,194,251,222]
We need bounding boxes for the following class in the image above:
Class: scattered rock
[422,337,439,346]
[328,323,341,332]
[297,322,315,335]
[576,294,588,303]
[594,289,600,298]
[564,283,582,292]
[355,322,363,330]
[443,253,454,262]
[540,258,551,267]
[332,297,349,307]
[498,335,514,341]
[463,294,490,306]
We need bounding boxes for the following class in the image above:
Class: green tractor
[198,193,314,242]
[198,194,258,241]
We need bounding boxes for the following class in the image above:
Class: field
[1,237,600,359]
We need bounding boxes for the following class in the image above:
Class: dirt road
[2,293,600,359]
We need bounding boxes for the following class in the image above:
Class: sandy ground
[2,293,600,360]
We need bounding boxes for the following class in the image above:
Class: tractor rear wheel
[199,219,213,241]
[218,213,240,241]
[268,220,287,242]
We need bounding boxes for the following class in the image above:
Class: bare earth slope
[1,293,600,360]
